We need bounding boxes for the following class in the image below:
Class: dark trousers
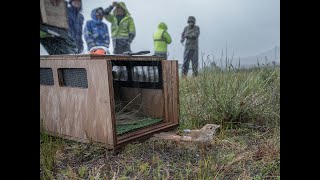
[182,49,198,76]
[154,52,167,60]
[113,39,131,55]
[112,39,131,80]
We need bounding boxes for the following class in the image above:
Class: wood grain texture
[40,0,68,29]
[40,58,115,147]
[171,61,180,124]
[106,61,117,146]
[117,122,179,145]
[167,62,173,123]
[161,61,180,124]
[40,0,47,23]
[40,54,163,61]
[162,61,172,122]
[119,87,163,118]
[40,55,179,149]
[162,61,169,122]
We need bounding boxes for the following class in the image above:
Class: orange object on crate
[89,46,109,55]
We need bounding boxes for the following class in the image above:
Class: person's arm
[84,22,95,50]
[78,15,84,53]
[104,3,116,22]
[180,27,186,43]
[128,17,136,43]
[103,24,110,48]
[186,26,200,39]
[164,31,172,44]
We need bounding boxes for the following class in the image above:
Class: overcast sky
[40,0,280,64]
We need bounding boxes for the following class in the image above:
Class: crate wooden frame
[40,55,179,149]
[40,0,68,29]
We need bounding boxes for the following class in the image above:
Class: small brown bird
[152,124,220,144]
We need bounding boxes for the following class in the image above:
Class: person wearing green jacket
[153,22,172,59]
[103,1,136,54]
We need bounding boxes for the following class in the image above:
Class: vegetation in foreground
[41,60,280,179]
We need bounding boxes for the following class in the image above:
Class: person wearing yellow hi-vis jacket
[103,1,135,54]
[153,22,172,59]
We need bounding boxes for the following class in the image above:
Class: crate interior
[111,60,164,136]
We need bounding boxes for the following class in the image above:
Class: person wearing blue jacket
[67,0,84,54]
[84,7,110,51]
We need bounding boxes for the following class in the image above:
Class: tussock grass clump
[179,62,280,129]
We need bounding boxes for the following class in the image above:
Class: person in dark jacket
[181,16,200,76]
[67,0,84,54]
[84,7,110,51]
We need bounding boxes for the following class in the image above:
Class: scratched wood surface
[171,61,180,124]
[119,87,164,118]
[40,54,163,61]
[162,61,180,124]
[40,0,68,29]
[40,55,179,148]
[40,58,116,147]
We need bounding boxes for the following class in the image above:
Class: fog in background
[40,0,280,66]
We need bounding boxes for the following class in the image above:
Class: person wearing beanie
[180,16,200,76]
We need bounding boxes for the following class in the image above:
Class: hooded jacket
[104,2,135,41]
[153,22,172,53]
[67,1,84,53]
[181,16,200,50]
[84,7,110,50]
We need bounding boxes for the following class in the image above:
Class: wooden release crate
[40,55,180,149]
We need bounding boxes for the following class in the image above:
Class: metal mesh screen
[112,66,128,81]
[40,68,54,85]
[58,68,88,88]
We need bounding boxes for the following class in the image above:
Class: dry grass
[40,61,280,179]
[40,126,279,179]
